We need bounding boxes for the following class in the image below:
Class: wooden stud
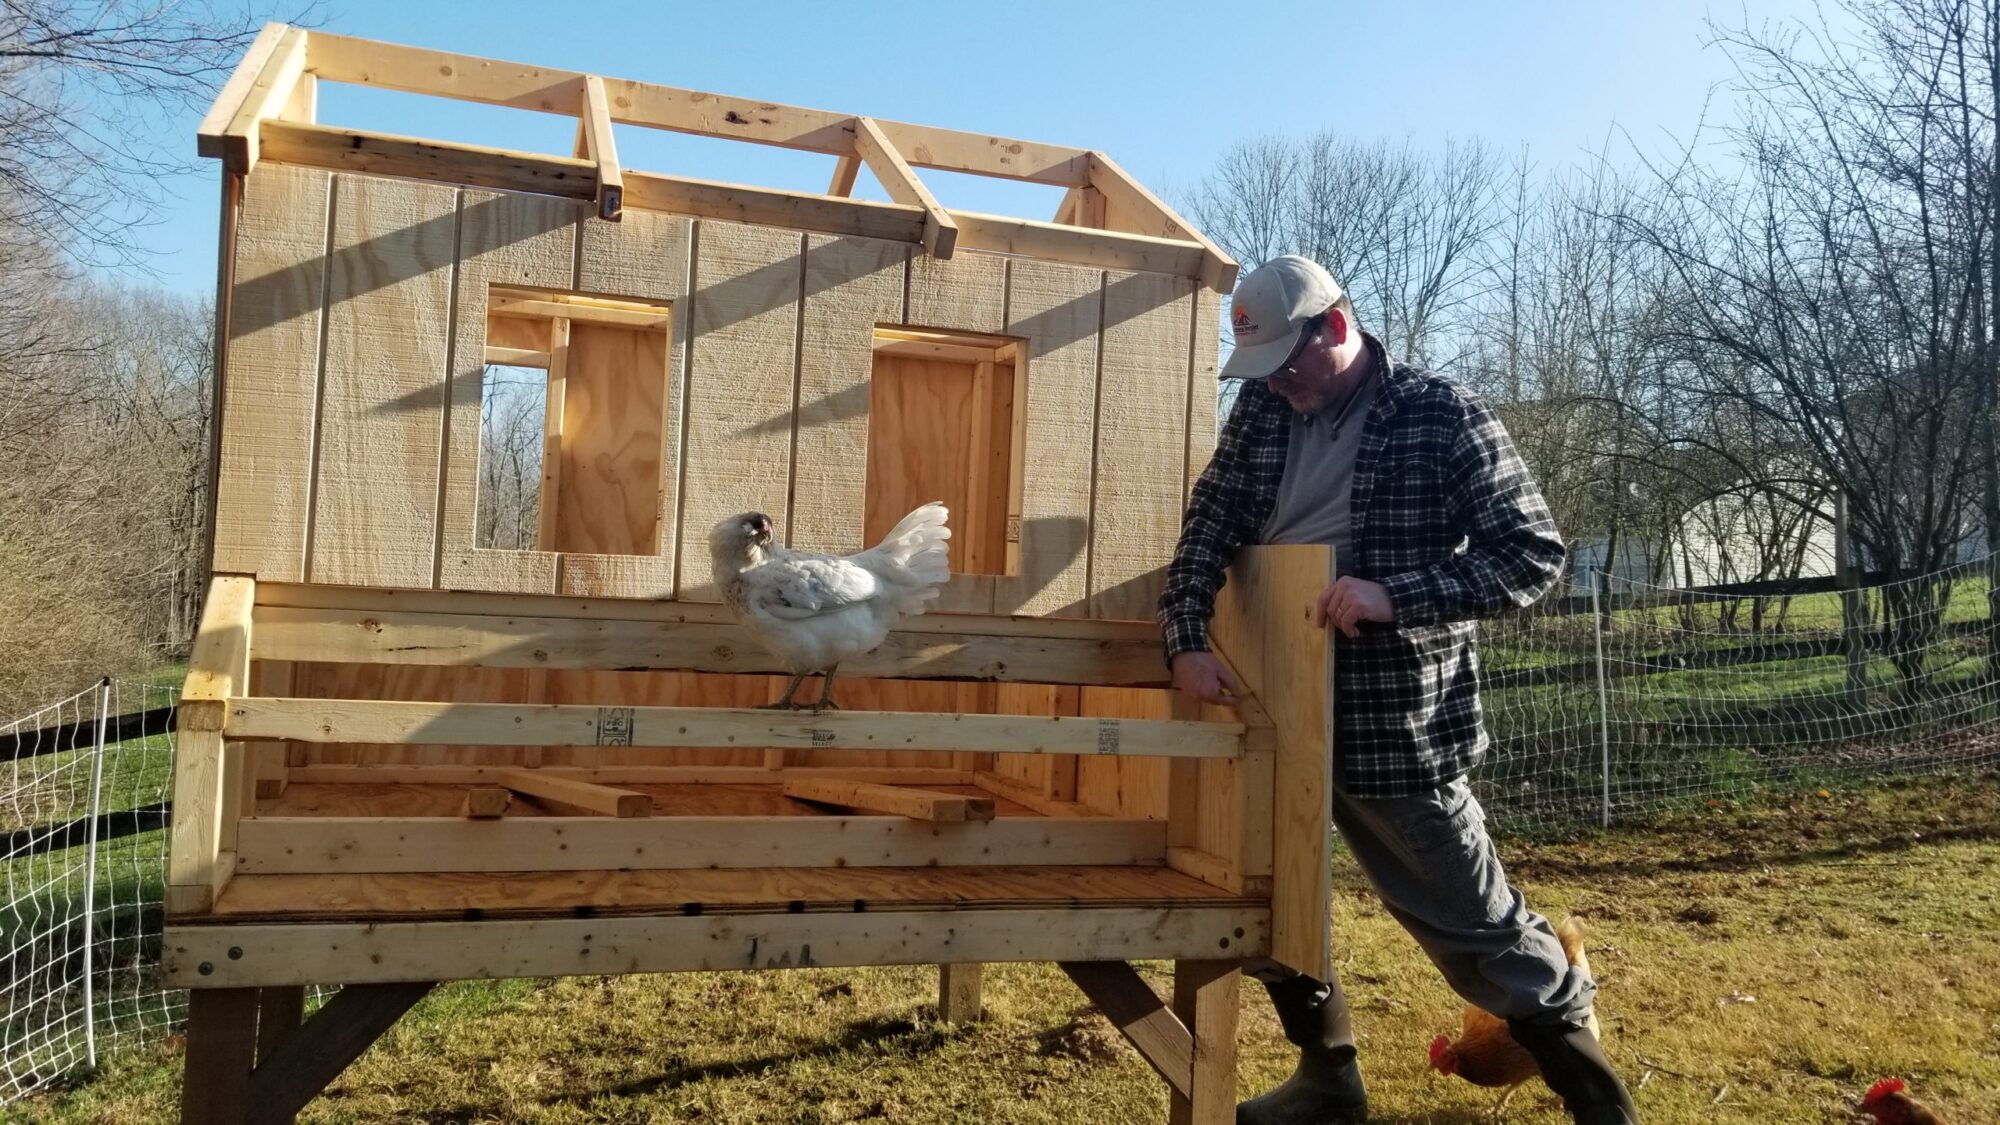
[461,787,513,818]
[1209,547,1335,979]
[164,906,1266,987]
[827,153,861,196]
[853,116,957,258]
[1088,152,1239,293]
[217,26,309,175]
[227,697,1244,759]
[534,316,570,553]
[301,30,1090,184]
[286,764,975,785]
[181,988,259,1124]
[496,768,650,817]
[199,23,292,157]
[938,963,983,1023]
[783,778,995,822]
[231,815,1167,874]
[481,345,550,368]
[246,982,437,1125]
[954,211,1204,279]
[261,119,595,198]
[1059,960,1194,1098]
[170,577,255,913]
[624,171,924,243]
[971,771,1096,818]
[1169,960,1241,1125]
[486,298,669,329]
[581,75,623,220]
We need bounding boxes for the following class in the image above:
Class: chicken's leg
[758,672,809,711]
[811,666,841,713]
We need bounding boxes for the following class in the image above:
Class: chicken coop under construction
[166,23,1336,1125]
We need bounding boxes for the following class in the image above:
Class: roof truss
[197,25,1235,290]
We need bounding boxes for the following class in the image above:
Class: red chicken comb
[1427,1034,1454,1071]
[1863,1077,1907,1104]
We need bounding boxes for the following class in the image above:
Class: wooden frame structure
[173,25,1338,1125]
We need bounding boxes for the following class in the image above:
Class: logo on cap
[1231,306,1257,338]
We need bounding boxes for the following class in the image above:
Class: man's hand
[1171,650,1243,705]
[1314,576,1395,637]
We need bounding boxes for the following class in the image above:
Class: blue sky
[126,0,1838,294]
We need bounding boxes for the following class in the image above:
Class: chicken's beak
[754,517,773,545]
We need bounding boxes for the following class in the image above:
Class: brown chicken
[1858,1077,1945,1124]
[1427,917,1600,1113]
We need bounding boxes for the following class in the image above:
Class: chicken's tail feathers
[1555,916,1589,973]
[870,502,952,593]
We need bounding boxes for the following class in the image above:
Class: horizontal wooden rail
[163,906,1267,987]
[234,815,1167,873]
[249,606,1172,687]
[226,698,1244,759]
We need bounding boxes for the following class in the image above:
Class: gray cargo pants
[1250,775,1596,1037]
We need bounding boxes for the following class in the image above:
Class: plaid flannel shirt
[1158,335,1565,798]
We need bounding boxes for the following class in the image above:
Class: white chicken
[708,503,952,711]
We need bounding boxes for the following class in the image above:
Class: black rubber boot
[1506,1017,1639,1124]
[1236,973,1367,1124]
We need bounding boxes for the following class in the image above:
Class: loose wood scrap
[782,778,995,822]
[495,769,650,818]
[461,787,513,818]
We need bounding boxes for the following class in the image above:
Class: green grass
[11,773,2000,1124]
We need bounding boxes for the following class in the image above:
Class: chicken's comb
[1427,1034,1451,1065]
[1863,1077,1907,1103]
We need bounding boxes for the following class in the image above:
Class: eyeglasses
[1270,315,1327,382]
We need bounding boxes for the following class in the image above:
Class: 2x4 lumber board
[303,31,1089,185]
[487,298,668,329]
[260,120,596,200]
[232,815,1167,874]
[565,208,692,598]
[1167,846,1271,897]
[180,987,259,1123]
[677,222,805,600]
[308,174,458,588]
[214,26,309,175]
[496,768,650,817]
[1208,546,1334,979]
[853,116,957,258]
[828,153,861,196]
[1169,960,1241,1125]
[952,211,1206,282]
[1087,152,1238,293]
[999,259,1102,614]
[939,963,983,1023]
[581,75,623,220]
[252,580,1166,639]
[1058,961,1194,1098]
[438,189,573,595]
[1091,271,1196,620]
[461,787,512,818]
[200,23,292,155]
[1186,287,1221,507]
[211,164,331,581]
[971,771,1096,818]
[166,904,1263,988]
[624,171,924,244]
[246,981,437,1125]
[285,765,974,785]
[227,698,1244,759]
[871,336,1007,363]
[793,233,907,558]
[482,345,550,367]
[170,579,255,909]
[783,779,994,822]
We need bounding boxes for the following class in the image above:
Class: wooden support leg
[1169,960,1240,1125]
[1059,960,1193,1100]
[246,981,435,1125]
[182,988,258,1124]
[254,987,306,1125]
[938,963,983,1023]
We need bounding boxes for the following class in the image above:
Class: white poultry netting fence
[1,679,179,1102]
[1474,557,2000,830]
[5,558,2000,1099]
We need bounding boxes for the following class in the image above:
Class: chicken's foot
[810,667,841,714]
[757,672,810,711]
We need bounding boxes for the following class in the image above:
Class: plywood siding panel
[554,323,668,556]
[213,164,331,579]
[1000,259,1102,615]
[308,175,459,587]
[1187,287,1221,502]
[438,190,576,594]
[564,209,693,598]
[1091,271,1193,620]
[676,222,804,601]
[1075,687,1171,818]
[907,250,1005,334]
[794,235,906,556]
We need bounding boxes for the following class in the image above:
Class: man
[1158,256,1639,1125]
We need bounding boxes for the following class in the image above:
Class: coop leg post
[253,986,306,1124]
[182,987,258,1124]
[938,963,982,1023]
[1168,960,1239,1125]
[245,981,436,1125]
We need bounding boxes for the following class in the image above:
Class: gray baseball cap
[1220,255,1349,379]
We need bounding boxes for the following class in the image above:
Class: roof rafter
[853,115,956,258]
